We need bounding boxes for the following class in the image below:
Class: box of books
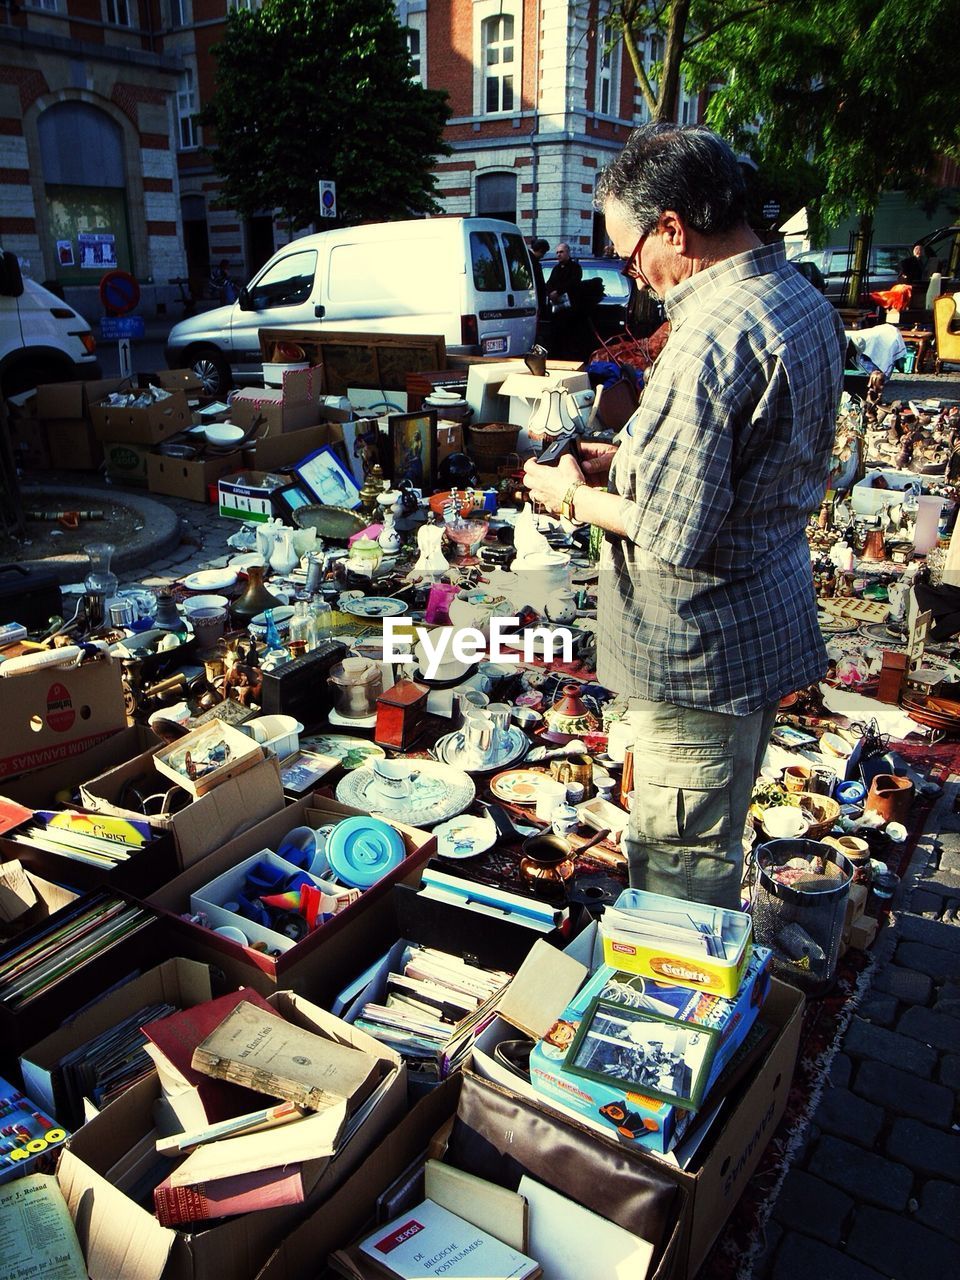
[146,798,438,999]
[56,989,407,1280]
[0,1075,68,1184]
[19,957,217,1127]
[527,948,771,1154]
[598,889,753,998]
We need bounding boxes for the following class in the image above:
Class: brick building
[0,1,701,317]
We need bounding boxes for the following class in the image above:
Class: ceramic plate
[335,759,475,827]
[434,726,529,774]
[229,552,265,571]
[298,734,386,771]
[182,568,238,592]
[489,767,553,805]
[433,814,498,859]
[341,596,409,618]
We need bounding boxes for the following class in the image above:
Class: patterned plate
[335,759,475,827]
[298,734,386,771]
[340,597,409,618]
[489,767,553,805]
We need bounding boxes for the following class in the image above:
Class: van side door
[231,247,320,377]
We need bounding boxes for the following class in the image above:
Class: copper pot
[864,773,914,824]
[861,528,887,562]
[520,833,575,891]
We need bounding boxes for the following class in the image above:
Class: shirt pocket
[632,751,732,845]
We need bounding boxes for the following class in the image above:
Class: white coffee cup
[762,806,810,839]
[371,758,419,799]
[535,780,567,821]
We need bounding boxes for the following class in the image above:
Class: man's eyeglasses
[621,230,650,281]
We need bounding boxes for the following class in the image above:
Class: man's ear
[659,210,686,255]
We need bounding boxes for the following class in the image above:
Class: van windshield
[470,232,506,291]
[501,233,532,291]
[248,249,317,308]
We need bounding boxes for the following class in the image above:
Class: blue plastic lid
[325,816,406,888]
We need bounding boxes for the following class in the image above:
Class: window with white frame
[595,16,621,117]
[406,28,422,82]
[169,0,188,26]
[227,0,260,12]
[105,0,134,26]
[178,68,199,150]
[482,13,515,114]
[33,0,60,11]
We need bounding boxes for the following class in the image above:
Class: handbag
[445,1069,681,1253]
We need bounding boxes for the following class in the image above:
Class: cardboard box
[79,749,285,869]
[90,390,191,445]
[436,422,462,463]
[0,724,160,809]
[254,1074,684,1280]
[103,438,151,486]
[0,658,127,781]
[147,799,437,996]
[471,975,803,1280]
[57,990,406,1280]
[146,369,205,400]
[230,368,322,436]
[147,449,244,503]
[19,957,216,1125]
[44,418,103,471]
[218,470,289,522]
[35,378,123,420]
[242,421,345,473]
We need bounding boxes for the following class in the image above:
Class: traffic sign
[99,270,141,316]
[100,315,145,340]
[319,180,337,220]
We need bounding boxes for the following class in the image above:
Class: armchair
[934,294,960,374]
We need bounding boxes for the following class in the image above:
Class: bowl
[203,423,245,447]
[249,605,295,640]
[428,490,478,517]
[182,593,230,614]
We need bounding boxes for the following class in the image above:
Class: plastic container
[242,714,304,759]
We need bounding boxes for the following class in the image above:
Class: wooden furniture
[899,327,934,373]
[933,294,960,375]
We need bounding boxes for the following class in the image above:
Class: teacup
[511,705,543,732]
[371,758,419,799]
[762,806,810,839]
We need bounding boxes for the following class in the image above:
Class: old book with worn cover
[191,1000,382,1113]
[153,1163,304,1227]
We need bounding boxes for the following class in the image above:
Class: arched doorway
[476,171,517,224]
[38,102,133,286]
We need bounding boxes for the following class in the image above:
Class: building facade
[0,0,701,318]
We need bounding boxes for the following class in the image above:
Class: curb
[17,483,181,583]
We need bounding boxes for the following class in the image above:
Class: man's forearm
[571,484,635,538]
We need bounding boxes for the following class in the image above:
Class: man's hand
[523,453,585,515]
[578,441,617,480]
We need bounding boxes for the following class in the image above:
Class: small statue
[411,520,448,579]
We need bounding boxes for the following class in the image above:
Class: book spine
[190,1050,334,1112]
[154,1182,210,1227]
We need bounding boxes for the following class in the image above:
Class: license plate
[482,336,508,355]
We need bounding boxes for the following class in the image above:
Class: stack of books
[0,892,154,1011]
[353,945,512,1079]
[139,992,388,1226]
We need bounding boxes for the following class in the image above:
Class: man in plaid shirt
[524,124,845,908]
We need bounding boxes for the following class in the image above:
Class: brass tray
[291,504,367,541]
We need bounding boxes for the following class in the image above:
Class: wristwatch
[560,482,585,524]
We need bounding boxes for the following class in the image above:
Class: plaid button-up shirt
[596,243,846,715]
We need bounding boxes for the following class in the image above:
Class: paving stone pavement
[754,782,960,1280]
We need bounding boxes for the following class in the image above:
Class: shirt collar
[664,242,788,324]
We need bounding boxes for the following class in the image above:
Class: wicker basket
[465,421,521,463]
[795,791,841,840]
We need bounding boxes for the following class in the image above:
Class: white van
[0,248,100,397]
[165,217,538,395]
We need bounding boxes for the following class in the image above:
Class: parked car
[540,255,634,340]
[165,217,538,396]
[788,243,911,304]
[0,248,100,397]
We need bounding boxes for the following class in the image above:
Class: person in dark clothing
[529,237,549,310]
[898,243,924,285]
[546,243,584,358]
[545,242,583,308]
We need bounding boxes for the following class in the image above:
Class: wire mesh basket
[751,839,853,994]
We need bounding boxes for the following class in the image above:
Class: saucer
[335,759,475,827]
[341,596,408,618]
[433,815,498,859]
[182,567,238,592]
[489,767,553,805]
[434,726,529,774]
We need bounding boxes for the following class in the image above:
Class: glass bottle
[310,600,333,645]
[261,608,290,669]
[84,542,118,629]
[289,597,315,651]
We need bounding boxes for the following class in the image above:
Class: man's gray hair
[595,123,748,236]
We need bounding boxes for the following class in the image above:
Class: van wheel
[189,348,232,397]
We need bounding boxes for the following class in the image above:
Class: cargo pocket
[632,751,732,848]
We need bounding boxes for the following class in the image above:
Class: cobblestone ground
[754,783,960,1280]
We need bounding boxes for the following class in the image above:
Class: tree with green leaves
[694,1,960,300]
[200,0,451,230]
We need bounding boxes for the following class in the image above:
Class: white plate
[341,596,408,618]
[433,815,497,859]
[336,759,475,827]
[182,568,238,592]
[229,553,265,571]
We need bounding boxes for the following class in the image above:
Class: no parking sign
[319,180,337,220]
[99,269,141,316]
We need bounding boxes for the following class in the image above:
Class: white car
[0,249,100,396]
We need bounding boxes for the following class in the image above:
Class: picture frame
[293,444,362,509]
[273,482,316,520]
[564,998,720,1112]
[278,749,339,798]
[388,409,437,492]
